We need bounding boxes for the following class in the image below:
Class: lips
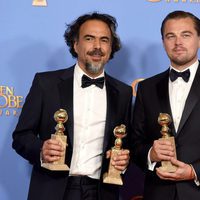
[173,47,186,52]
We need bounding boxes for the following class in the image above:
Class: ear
[198,36,200,48]
[162,39,167,51]
[73,40,78,54]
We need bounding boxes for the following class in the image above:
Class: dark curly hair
[161,10,200,40]
[64,12,121,60]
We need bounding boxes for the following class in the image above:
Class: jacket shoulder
[106,74,132,93]
[139,69,169,87]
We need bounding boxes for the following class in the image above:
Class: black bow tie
[81,74,104,89]
[169,69,190,82]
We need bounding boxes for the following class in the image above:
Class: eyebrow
[165,30,193,37]
[84,34,110,40]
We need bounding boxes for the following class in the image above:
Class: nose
[93,39,101,49]
[175,36,182,45]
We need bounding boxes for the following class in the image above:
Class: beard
[85,61,105,75]
[170,54,197,67]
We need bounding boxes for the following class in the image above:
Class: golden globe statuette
[41,109,69,171]
[103,124,126,185]
[158,113,177,172]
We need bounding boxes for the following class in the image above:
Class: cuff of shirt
[147,147,157,171]
[190,164,200,186]
[40,151,44,165]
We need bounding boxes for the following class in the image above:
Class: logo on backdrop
[32,0,47,6]
[148,0,200,2]
[0,85,23,116]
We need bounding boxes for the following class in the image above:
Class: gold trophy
[41,109,70,171]
[158,113,177,172]
[103,124,126,185]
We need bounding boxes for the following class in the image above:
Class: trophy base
[103,172,123,185]
[103,148,123,185]
[159,161,177,173]
[41,163,69,171]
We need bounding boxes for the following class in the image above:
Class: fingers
[41,139,65,163]
[156,159,193,181]
[111,149,130,171]
[106,150,111,159]
[156,167,177,180]
[150,139,175,162]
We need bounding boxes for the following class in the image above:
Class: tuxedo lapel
[58,67,74,147]
[156,69,176,135]
[177,64,200,134]
[103,74,119,153]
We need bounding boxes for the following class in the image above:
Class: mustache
[87,49,104,56]
[173,47,187,51]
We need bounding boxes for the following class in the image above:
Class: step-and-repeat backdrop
[0,1,199,199]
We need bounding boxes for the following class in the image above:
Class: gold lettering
[6,95,23,108]
[6,86,14,95]
[7,95,17,108]
[132,79,145,97]
[13,110,18,116]
[32,0,47,6]
[16,96,23,108]
[0,86,6,95]
[148,0,161,2]
[5,110,10,116]
[0,94,8,108]
[0,86,14,95]
[166,0,187,2]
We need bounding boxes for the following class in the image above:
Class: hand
[150,139,175,162]
[106,149,130,171]
[156,158,195,181]
[41,139,65,163]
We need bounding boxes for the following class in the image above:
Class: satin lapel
[58,67,74,147]
[102,75,119,153]
[177,64,200,134]
[156,69,176,135]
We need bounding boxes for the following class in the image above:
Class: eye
[182,34,191,38]
[85,36,94,41]
[101,38,109,43]
[166,35,175,40]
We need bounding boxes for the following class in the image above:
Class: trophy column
[41,109,70,171]
[158,113,177,172]
[103,124,126,185]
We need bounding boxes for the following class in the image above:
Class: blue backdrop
[0,1,199,199]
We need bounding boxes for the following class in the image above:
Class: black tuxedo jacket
[12,66,133,200]
[132,64,200,200]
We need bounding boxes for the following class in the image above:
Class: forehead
[79,19,111,37]
[164,17,196,34]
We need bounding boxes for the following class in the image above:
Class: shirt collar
[169,60,199,83]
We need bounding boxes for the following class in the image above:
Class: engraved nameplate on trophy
[158,113,177,172]
[32,0,47,6]
[103,124,126,185]
[41,109,69,171]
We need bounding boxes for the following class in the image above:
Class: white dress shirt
[69,64,107,179]
[169,61,198,132]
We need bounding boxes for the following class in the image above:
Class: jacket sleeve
[131,83,152,171]
[12,73,44,167]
